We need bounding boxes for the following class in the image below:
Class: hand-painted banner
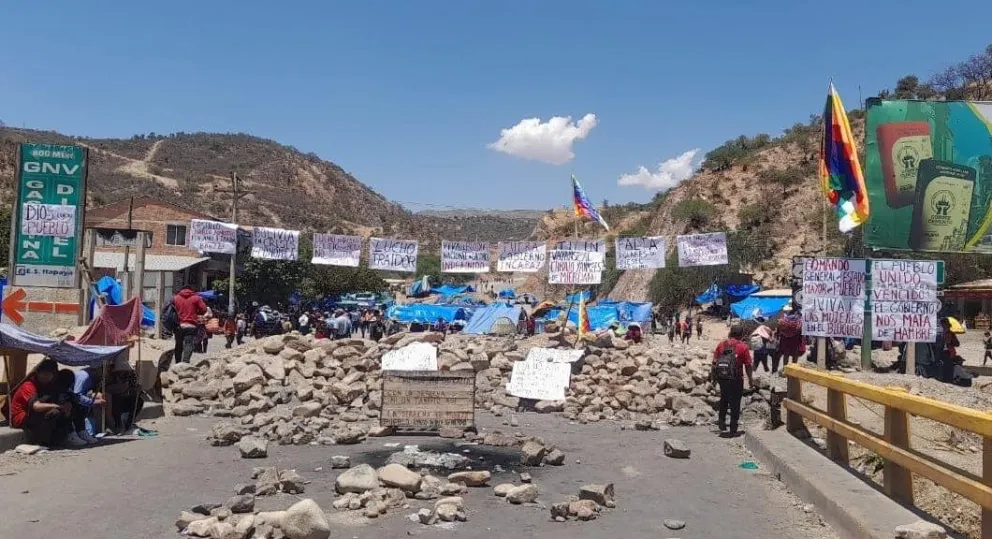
[251,226,299,260]
[496,241,546,273]
[548,250,605,285]
[615,236,666,270]
[312,233,362,267]
[554,239,605,253]
[870,259,939,342]
[676,232,728,267]
[800,258,867,339]
[441,240,490,273]
[190,219,238,254]
[506,358,571,401]
[369,238,418,272]
[20,203,76,238]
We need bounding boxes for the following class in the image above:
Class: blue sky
[2,1,991,212]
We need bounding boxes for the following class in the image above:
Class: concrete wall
[86,198,218,256]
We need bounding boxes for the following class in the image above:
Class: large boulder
[377,464,422,493]
[335,464,379,494]
[281,499,330,539]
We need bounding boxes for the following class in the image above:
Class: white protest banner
[381,342,438,371]
[441,240,490,273]
[506,359,572,401]
[20,203,75,238]
[189,219,238,254]
[548,250,605,285]
[800,257,867,338]
[251,226,299,261]
[677,232,729,267]
[554,239,605,253]
[497,241,546,273]
[312,233,362,267]
[615,236,666,270]
[369,237,418,272]
[525,347,584,364]
[870,259,939,342]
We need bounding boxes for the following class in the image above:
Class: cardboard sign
[506,359,571,401]
[554,239,605,253]
[380,342,438,371]
[615,236,666,270]
[251,226,299,260]
[369,238,418,272]
[525,347,584,364]
[496,241,547,273]
[548,250,604,285]
[441,241,490,273]
[312,233,362,267]
[380,371,475,429]
[20,203,75,238]
[676,232,728,267]
[800,258,867,339]
[190,219,238,254]
[870,259,939,342]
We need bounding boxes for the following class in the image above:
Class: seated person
[55,369,95,447]
[624,323,643,344]
[72,365,106,442]
[9,359,77,447]
[107,355,144,434]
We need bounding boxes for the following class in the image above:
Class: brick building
[84,197,230,303]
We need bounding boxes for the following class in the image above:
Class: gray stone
[435,503,459,522]
[226,494,255,514]
[447,470,491,487]
[175,510,209,530]
[519,472,532,483]
[493,483,515,497]
[335,464,379,494]
[331,426,365,445]
[329,455,351,469]
[506,484,539,504]
[417,507,434,525]
[185,516,218,537]
[233,364,266,393]
[293,402,322,418]
[520,440,547,466]
[281,499,330,539]
[550,502,570,520]
[377,463,422,493]
[579,483,615,506]
[279,469,306,494]
[663,439,691,459]
[387,446,470,470]
[663,519,686,530]
[544,448,566,466]
[237,436,268,458]
[261,338,285,355]
[210,423,247,446]
[894,521,947,539]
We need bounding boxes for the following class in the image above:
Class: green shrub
[672,199,715,228]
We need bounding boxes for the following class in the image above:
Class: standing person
[667,321,676,344]
[349,309,360,336]
[334,310,352,340]
[710,325,755,436]
[223,315,237,348]
[235,313,247,345]
[680,320,691,344]
[776,306,803,368]
[983,331,992,366]
[695,318,703,339]
[298,310,311,336]
[173,286,211,365]
[369,311,385,342]
[750,321,773,373]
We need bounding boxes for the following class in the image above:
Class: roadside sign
[9,144,87,288]
[1,287,81,326]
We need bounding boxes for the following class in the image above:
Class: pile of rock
[176,498,330,539]
[550,483,616,522]
[163,329,765,442]
[250,467,306,496]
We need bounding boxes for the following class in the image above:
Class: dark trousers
[23,410,70,447]
[717,379,745,433]
[225,335,235,348]
[754,349,769,372]
[112,395,143,432]
[984,350,992,365]
[174,326,197,364]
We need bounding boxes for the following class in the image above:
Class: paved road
[0,411,836,539]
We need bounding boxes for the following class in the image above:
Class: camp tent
[730,289,792,320]
[90,276,155,326]
[386,304,468,324]
[565,290,593,304]
[598,300,653,324]
[431,284,475,297]
[463,304,523,335]
[498,289,516,299]
[565,305,620,331]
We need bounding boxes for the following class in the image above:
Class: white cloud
[487,113,598,165]
[618,149,702,191]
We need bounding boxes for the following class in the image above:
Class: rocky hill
[0,128,539,247]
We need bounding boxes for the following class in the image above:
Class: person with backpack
[172,285,211,365]
[710,324,755,437]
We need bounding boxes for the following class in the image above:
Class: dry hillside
[0,128,539,247]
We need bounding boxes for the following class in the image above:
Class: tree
[672,199,715,229]
[0,205,10,268]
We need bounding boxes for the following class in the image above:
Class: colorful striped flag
[819,83,869,232]
[571,174,610,231]
[578,292,590,339]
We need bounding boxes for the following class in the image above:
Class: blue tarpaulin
[567,305,620,331]
[407,278,431,298]
[565,290,593,304]
[696,284,760,304]
[0,323,126,367]
[599,300,653,323]
[726,284,760,298]
[90,276,155,327]
[730,296,790,320]
[695,284,721,304]
[498,289,516,299]
[386,304,468,324]
[463,304,523,334]
[430,284,476,297]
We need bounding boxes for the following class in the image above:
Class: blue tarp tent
[599,300,653,324]
[696,284,721,304]
[0,323,126,367]
[463,304,523,335]
[567,305,620,331]
[430,284,475,297]
[696,284,760,304]
[386,304,468,324]
[407,278,431,298]
[498,289,516,299]
[726,284,760,298]
[730,296,790,320]
[90,276,155,327]
[565,290,593,304]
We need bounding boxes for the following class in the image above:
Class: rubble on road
[550,483,618,523]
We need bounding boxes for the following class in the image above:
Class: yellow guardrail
[782,364,992,537]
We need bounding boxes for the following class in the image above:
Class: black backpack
[713,341,740,382]
[162,301,179,332]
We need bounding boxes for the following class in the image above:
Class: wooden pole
[215,172,252,316]
[122,197,134,298]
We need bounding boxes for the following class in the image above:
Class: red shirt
[713,338,753,379]
[174,289,208,326]
[10,378,40,428]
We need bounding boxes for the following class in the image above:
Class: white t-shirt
[299,314,309,327]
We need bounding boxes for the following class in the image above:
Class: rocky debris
[579,483,615,507]
[664,518,686,530]
[166,332,737,444]
[335,464,379,494]
[519,440,547,466]
[329,455,351,469]
[493,483,515,497]
[551,483,617,523]
[447,470,491,487]
[226,494,255,514]
[376,463,422,493]
[663,439,691,459]
[519,472,532,483]
[569,499,601,521]
[252,467,305,496]
[386,445,470,470]
[894,521,947,539]
[236,436,268,458]
[506,484,539,504]
[282,499,331,539]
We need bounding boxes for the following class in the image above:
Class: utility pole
[215,172,252,315]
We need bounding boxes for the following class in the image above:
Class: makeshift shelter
[406,277,432,298]
[566,290,593,304]
[598,300,653,324]
[695,283,760,305]
[463,304,524,335]
[498,289,516,299]
[90,276,155,326]
[386,304,467,324]
[565,305,620,331]
[730,289,792,321]
[431,284,475,297]
[78,297,144,346]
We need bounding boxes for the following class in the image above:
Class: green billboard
[9,143,87,288]
[864,99,992,253]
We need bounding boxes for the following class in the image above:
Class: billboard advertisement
[9,144,87,288]
[864,99,992,253]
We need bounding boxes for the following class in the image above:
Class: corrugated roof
[93,252,210,272]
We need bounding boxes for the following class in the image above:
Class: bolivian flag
[819,83,869,232]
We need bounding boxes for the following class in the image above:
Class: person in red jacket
[9,359,72,447]
[173,286,211,364]
[710,325,756,437]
